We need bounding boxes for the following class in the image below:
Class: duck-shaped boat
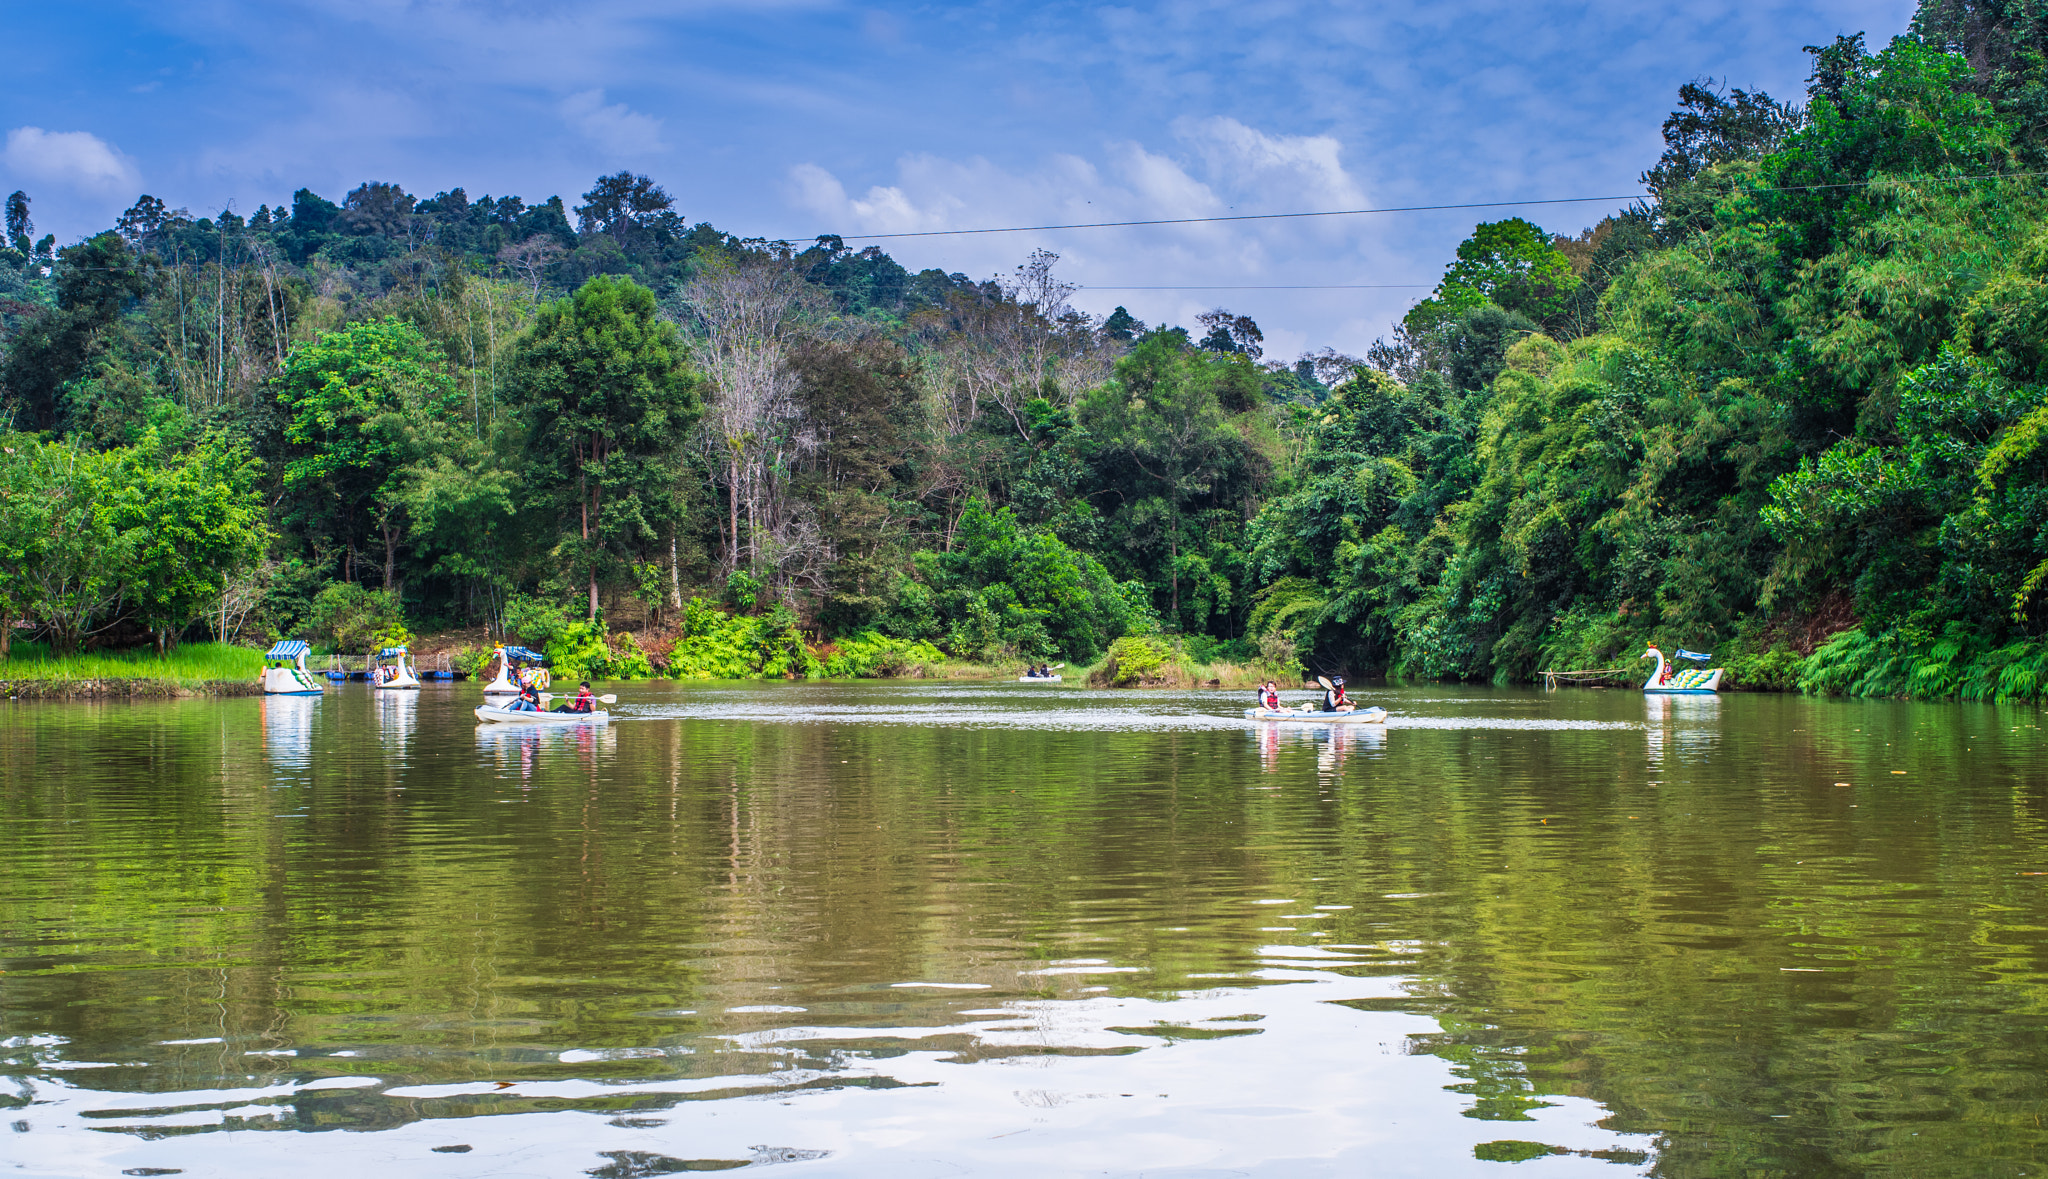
[1643,646,1722,695]
[369,645,421,690]
[482,645,549,697]
[261,640,325,696]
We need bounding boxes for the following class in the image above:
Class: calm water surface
[3,682,2046,1177]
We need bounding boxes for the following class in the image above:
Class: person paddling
[511,681,542,712]
[1323,676,1355,713]
[556,681,596,713]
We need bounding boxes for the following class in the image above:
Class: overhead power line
[805,195,1646,242]
[794,169,2048,243]
[1078,284,1429,291]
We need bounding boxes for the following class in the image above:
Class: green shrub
[669,599,763,679]
[306,584,407,654]
[544,619,612,680]
[1723,647,1804,692]
[1097,634,1171,686]
[667,598,821,679]
[820,631,946,678]
[502,594,574,650]
[604,630,656,680]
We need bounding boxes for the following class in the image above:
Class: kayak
[475,705,610,725]
[1245,706,1388,723]
[1019,675,1062,683]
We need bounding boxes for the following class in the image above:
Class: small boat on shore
[1245,706,1388,723]
[475,703,609,725]
[261,641,324,696]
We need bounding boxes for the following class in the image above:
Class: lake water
[3,681,2046,1178]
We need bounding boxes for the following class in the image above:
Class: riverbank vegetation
[6,1,2048,699]
[0,641,262,694]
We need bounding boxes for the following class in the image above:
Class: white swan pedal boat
[1642,646,1723,695]
[261,640,325,696]
[475,704,609,725]
[482,644,550,697]
[1246,706,1387,723]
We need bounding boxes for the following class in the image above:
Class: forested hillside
[8,0,2048,698]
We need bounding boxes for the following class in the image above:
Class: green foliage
[667,598,821,679]
[1404,220,1582,333]
[819,631,946,678]
[904,499,1146,662]
[511,274,702,619]
[306,583,407,653]
[501,593,575,649]
[1098,634,1171,686]
[0,432,268,655]
[543,619,613,679]
[0,641,262,687]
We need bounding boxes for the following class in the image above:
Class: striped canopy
[502,646,545,663]
[377,646,410,659]
[265,640,310,660]
[1676,649,1712,661]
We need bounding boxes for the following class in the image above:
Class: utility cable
[794,169,2048,242]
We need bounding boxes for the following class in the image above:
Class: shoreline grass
[0,642,264,690]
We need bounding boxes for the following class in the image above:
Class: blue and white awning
[266,640,310,660]
[1676,649,1712,662]
[502,646,546,663]
[377,646,410,659]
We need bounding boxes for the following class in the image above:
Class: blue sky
[5,0,1915,358]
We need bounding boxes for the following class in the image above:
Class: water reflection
[1251,721,1388,776]
[1643,691,1721,768]
[374,685,416,751]
[3,682,2046,1177]
[260,693,318,784]
[474,715,618,784]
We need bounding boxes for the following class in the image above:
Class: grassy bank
[0,642,265,697]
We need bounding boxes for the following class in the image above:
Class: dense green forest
[8,0,2048,698]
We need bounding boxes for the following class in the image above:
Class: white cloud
[2,127,139,193]
[560,89,665,158]
[785,124,1418,359]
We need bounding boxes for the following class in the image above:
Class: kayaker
[1258,680,1283,711]
[1323,676,1355,713]
[511,682,542,712]
[556,682,596,713]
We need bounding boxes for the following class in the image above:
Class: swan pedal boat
[475,704,609,725]
[1019,675,1062,683]
[1245,706,1388,723]
[1641,646,1723,695]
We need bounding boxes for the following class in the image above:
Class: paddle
[539,692,618,704]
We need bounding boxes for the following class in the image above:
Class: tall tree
[512,274,703,620]
[275,317,461,591]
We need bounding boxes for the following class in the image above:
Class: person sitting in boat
[509,682,543,712]
[1258,680,1283,711]
[554,682,596,713]
[1323,676,1355,713]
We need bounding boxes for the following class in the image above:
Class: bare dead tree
[497,236,564,297]
[678,253,823,577]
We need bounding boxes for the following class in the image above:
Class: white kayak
[1245,707,1387,723]
[1019,675,1062,683]
[475,705,610,725]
